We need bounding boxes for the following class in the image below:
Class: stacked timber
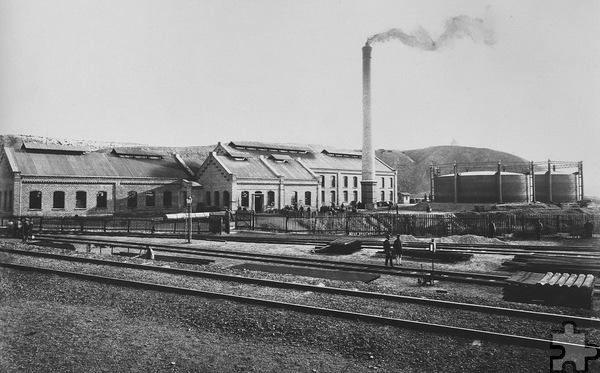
[503,255,600,276]
[503,271,595,309]
[314,237,362,254]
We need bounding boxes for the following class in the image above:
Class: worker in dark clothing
[21,219,30,242]
[584,220,594,238]
[535,220,543,240]
[383,235,394,267]
[393,235,403,265]
[488,221,496,238]
[6,220,14,238]
[143,246,155,260]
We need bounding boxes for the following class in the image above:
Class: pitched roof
[4,147,189,179]
[224,141,395,173]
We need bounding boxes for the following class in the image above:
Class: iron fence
[1,212,598,238]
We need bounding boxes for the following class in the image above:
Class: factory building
[194,141,397,212]
[0,143,200,217]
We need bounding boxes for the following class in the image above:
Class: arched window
[205,191,211,206]
[343,191,348,203]
[291,191,298,206]
[241,191,249,207]
[381,177,385,188]
[304,191,312,206]
[353,191,358,202]
[76,191,87,208]
[163,191,172,207]
[353,176,358,188]
[380,191,385,202]
[330,176,336,187]
[267,191,275,206]
[214,191,220,207]
[389,191,394,202]
[343,176,348,187]
[390,177,394,189]
[96,191,107,208]
[223,191,230,208]
[127,191,137,208]
[53,191,65,209]
[29,191,42,209]
[145,191,155,207]
[320,175,325,187]
[330,191,336,204]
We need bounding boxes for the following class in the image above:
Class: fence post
[285,215,289,232]
[127,219,131,233]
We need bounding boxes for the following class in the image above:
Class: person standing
[383,235,394,267]
[488,221,496,238]
[393,235,403,265]
[535,220,543,240]
[21,219,30,242]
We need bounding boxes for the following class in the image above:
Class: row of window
[26,190,180,210]
[321,190,395,204]
[319,175,394,189]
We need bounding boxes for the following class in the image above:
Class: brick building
[0,143,199,218]
[193,141,397,211]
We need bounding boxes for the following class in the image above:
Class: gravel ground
[1,237,599,372]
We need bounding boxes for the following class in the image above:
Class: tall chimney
[361,43,377,209]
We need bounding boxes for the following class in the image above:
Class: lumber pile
[503,271,595,309]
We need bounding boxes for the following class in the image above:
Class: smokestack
[361,43,377,209]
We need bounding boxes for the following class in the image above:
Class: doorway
[253,192,264,213]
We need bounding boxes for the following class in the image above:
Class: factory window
[29,191,42,209]
[241,191,249,207]
[380,191,385,202]
[223,191,230,208]
[205,191,211,206]
[304,191,312,206]
[267,191,275,206]
[343,191,348,203]
[330,191,336,204]
[53,191,65,209]
[214,191,220,207]
[97,191,107,208]
[76,191,87,208]
[343,176,348,187]
[127,191,137,208]
[353,177,358,188]
[389,191,394,202]
[163,191,172,207]
[320,175,325,187]
[146,191,156,207]
[353,191,358,202]
[331,176,336,187]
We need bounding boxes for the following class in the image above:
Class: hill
[1,134,528,196]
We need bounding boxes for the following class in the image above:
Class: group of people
[6,218,34,242]
[383,234,403,267]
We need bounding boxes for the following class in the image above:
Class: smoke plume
[367,15,496,49]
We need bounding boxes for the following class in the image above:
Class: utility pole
[187,196,192,243]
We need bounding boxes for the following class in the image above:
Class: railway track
[33,234,509,286]
[1,260,598,353]
[1,246,598,328]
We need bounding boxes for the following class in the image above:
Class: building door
[253,192,264,213]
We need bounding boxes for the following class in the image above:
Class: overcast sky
[1,1,599,195]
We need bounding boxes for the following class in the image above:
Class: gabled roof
[4,147,189,179]
[223,141,395,173]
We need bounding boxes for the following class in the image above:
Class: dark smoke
[367,15,496,49]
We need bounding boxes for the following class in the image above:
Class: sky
[1,1,599,195]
